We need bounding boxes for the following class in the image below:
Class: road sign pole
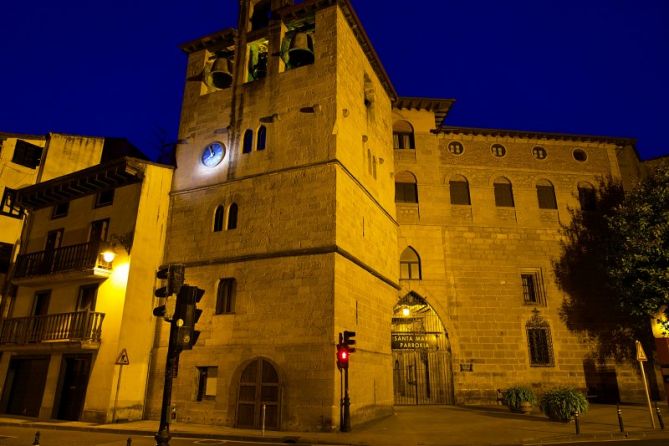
[112,364,124,423]
[636,340,656,429]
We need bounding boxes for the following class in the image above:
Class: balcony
[13,241,111,285]
[0,311,105,347]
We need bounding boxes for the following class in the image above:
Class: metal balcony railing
[0,311,105,344]
[13,241,106,278]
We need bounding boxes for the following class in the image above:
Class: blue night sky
[1,0,667,160]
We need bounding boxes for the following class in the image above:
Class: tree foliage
[555,163,669,362]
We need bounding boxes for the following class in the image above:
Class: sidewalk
[1,403,669,445]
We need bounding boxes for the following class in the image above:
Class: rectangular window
[216,278,236,314]
[494,183,514,207]
[0,187,24,218]
[449,181,471,205]
[95,189,115,208]
[393,132,415,150]
[395,183,418,203]
[0,242,13,274]
[527,327,554,366]
[77,284,98,311]
[11,140,43,169]
[51,202,70,219]
[32,290,51,316]
[89,219,110,243]
[521,271,545,305]
[197,366,218,401]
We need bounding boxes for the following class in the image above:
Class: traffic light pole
[342,367,351,432]
[155,320,179,446]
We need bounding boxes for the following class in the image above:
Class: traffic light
[336,342,349,370]
[175,285,204,350]
[343,330,356,353]
[155,264,185,298]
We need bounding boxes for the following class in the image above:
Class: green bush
[502,386,537,411]
[540,388,589,421]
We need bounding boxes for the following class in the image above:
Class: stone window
[493,177,514,207]
[448,141,464,155]
[536,179,557,209]
[449,175,471,205]
[526,310,554,367]
[400,247,421,280]
[95,189,114,208]
[395,171,418,203]
[0,187,24,218]
[521,270,545,305]
[243,129,254,154]
[393,121,415,150]
[578,182,596,211]
[197,366,218,401]
[216,278,236,314]
[532,146,547,160]
[51,202,69,219]
[227,203,238,230]
[491,143,506,157]
[573,148,588,162]
[257,125,267,151]
[11,140,42,169]
[213,205,225,232]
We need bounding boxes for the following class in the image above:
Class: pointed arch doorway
[392,292,454,405]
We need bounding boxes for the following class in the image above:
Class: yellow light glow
[110,261,130,289]
[102,250,116,263]
[651,306,669,338]
[402,307,411,317]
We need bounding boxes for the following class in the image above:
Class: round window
[491,144,506,157]
[448,141,464,155]
[532,146,547,160]
[573,148,588,162]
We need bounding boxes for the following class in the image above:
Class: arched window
[243,129,253,154]
[213,205,225,232]
[536,179,557,209]
[577,182,596,211]
[395,171,418,203]
[216,278,236,314]
[257,125,267,151]
[493,177,514,207]
[400,247,421,280]
[449,175,471,205]
[393,120,415,150]
[227,202,238,230]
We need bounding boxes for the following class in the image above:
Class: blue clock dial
[201,142,225,167]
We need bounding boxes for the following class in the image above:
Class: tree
[555,163,669,363]
[606,163,669,334]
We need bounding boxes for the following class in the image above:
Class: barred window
[449,175,471,205]
[521,272,545,305]
[216,278,236,314]
[493,177,514,207]
[526,311,554,367]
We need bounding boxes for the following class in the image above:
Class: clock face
[201,142,225,167]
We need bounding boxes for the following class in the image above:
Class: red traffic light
[336,343,349,369]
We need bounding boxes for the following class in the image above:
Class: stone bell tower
[148,0,399,430]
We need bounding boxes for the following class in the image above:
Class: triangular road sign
[635,340,648,362]
[115,348,130,365]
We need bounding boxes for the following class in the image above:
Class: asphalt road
[0,426,309,446]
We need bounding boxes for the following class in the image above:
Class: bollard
[127,438,132,446]
[655,402,665,430]
[574,410,580,435]
[617,404,625,433]
[32,431,40,446]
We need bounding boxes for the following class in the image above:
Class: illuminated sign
[391,333,439,350]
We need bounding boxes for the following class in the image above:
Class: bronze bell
[210,57,233,89]
[287,32,314,68]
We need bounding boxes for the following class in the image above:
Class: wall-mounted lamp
[402,307,411,317]
[101,249,116,263]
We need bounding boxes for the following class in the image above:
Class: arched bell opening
[391,292,454,405]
